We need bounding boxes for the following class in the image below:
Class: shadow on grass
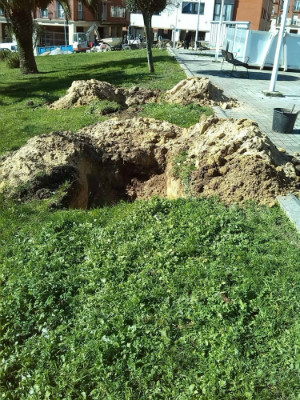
[2,53,176,103]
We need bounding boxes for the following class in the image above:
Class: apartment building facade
[130,1,215,43]
[271,0,300,34]
[129,0,274,45]
[233,0,273,30]
[0,0,129,46]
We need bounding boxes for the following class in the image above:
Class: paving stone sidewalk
[169,47,300,156]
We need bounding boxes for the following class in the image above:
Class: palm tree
[0,0,98,74]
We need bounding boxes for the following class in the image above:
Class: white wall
[225,27,300,70]
[130,1,215,41]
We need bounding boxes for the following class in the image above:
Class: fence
[209,21,250,48]
[39,31,68,46]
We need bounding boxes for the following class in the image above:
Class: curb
[167,47,194,77]
[277,194,300,233]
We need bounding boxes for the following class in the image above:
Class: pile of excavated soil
[187,116,300,205]
[49,80,127,109]
[49,77,236,110]
[164,77,237,109]
[1,116,299,208]
[49,79,161,110]
[121,86,161,107]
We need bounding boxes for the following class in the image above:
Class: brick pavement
[169,48,300,156]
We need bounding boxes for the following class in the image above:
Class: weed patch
[173,151,196,193]
[140,102,213,127]
[1,197,299,399]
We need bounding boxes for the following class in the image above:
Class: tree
[126,0,168,73]
[0,0,99,74]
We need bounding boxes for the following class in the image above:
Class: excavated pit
[1,117,299,209]
[67,157,164,209]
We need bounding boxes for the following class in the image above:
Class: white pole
[214,0,225,61]
[194,0,201,50]
[269,0,290,92]
[64,14,68,49]
[173,3,180,49]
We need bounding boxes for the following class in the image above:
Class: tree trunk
[143,12,154,73]
[10,8,38,74]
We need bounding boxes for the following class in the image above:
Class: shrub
[6,52,20,68]
[0,49,11,61]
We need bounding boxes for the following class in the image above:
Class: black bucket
[272,108,298,133]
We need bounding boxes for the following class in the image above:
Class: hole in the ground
[67,156,164,209]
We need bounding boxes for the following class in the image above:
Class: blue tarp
[37,45,74,55]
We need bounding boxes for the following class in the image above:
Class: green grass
[0,49,186,155]
[1,49,300,399]
[140,102,213,128]
[0,197,299,399]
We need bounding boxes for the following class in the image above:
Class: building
[130,1,216,43]
[232,0,273,30]
[271,0,300,34]
[129,0,274,46]
[0,1,129,46]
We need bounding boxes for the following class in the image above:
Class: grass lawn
[0,50,300,399]
[0,49,186,155]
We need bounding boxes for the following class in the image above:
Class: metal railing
[39,31,68,46]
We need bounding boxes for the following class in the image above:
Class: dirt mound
[187,116,299,205]
[49,77,236,111]
[49,80,126,109]
[121,86,161,107]
[165,77,237,108]
[49,79,161,110]
[1,117,299,208]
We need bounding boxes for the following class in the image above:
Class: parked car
[0,42,18,52]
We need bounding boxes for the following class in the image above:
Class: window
[78,1,83,20]
[40,8,48,18]
[57,2,65,18]
[213,0,235,21]
[110,6,126,18]
[294,0,300,11]
[182,2,205,15]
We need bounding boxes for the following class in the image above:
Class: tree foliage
[126,0,167,13]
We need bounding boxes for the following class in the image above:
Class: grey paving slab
[169,47,300,156]
[277,194,300,233]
